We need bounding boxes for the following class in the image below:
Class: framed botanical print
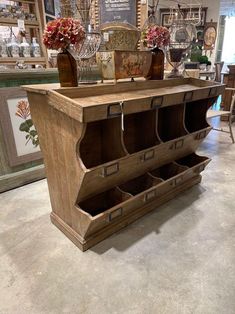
[0,88,42,167]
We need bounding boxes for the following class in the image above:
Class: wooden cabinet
[24,78,224,251]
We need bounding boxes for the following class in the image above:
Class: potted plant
[142,25,170,80]
[197,55,208,71]
[43,17,85,87]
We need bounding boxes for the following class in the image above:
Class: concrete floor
[0,121,235,314]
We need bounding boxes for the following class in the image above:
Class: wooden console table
[24,78,224,251]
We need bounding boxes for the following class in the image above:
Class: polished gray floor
[0,121,235,314]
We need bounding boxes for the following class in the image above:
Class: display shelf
[0,57,46,65]
[23,78,225,251]
[0,0,48,67]
[0,17,39,27]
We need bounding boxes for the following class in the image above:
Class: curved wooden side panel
[27,92,85,227]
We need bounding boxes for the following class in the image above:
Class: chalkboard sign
[100,0,137,26]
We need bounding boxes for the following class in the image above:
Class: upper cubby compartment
[123,109,160,154]
[157,103,188,142]
[79,116,127,169]
[184,97,217,133]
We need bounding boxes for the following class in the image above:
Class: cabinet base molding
[51,175,201,251]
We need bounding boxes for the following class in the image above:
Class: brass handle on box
[170,139,184,150]
[151,96,163,109]
[144,189,156,202]
[140,149,155,162]
[170,176,183,187]
[102,162,119,177]
[108,207,123,222]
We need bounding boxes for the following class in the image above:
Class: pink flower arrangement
[142,25,170,49]
[43,17,85,50]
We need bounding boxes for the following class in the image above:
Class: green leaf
[26,119,33,128]
[19,121,30,132]
[29,130,37,136]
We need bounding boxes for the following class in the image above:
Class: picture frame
[46,15,55,23]
[204,21,217,50]
[44,0,55,16]
[160,7,207,27]
[161,13,172,27]
[0,88,42,167]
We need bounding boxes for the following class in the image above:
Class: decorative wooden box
[24,78,225,251]
[96,51,152,81]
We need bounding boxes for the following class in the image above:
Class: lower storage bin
[176,153,210,173]
[78,187,131,217]
[149,162,188,180]
[119,173,158,196]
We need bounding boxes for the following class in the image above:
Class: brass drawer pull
[171,176,183,187]
[184,91,193,102]
[144,190,156,202]
[195,130,207,140]
[209,87,217,97]
[151,96,163,109]
[102,162,119,177]
[170,139,184,150]
[140,149,155,162]
[108,103,122,117]
[108,207,123,222]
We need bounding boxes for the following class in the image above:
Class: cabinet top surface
[23,78,224,122]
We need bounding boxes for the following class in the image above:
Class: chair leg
[229,116,235,143]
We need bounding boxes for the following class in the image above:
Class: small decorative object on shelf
[31,37,41,57]
[0,35,8,57]
[6,36,20,58]
[142,25,170,80]
[43,17,85,87]
[20,33,30,58]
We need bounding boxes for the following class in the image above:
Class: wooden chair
[207,87,235,143]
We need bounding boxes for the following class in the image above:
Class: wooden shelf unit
[0,57,46,64]
[0,0,48,68]
[24,78,225,251]
[0,17,39,27]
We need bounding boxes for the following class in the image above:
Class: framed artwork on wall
[161,13,172,27]
[160,7,207,27]
[0,88,42,167]
[44,0,55,16]
[204,21,217,50]
[46,15,55,23]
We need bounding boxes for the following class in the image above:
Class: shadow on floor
[91,183,206,254]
